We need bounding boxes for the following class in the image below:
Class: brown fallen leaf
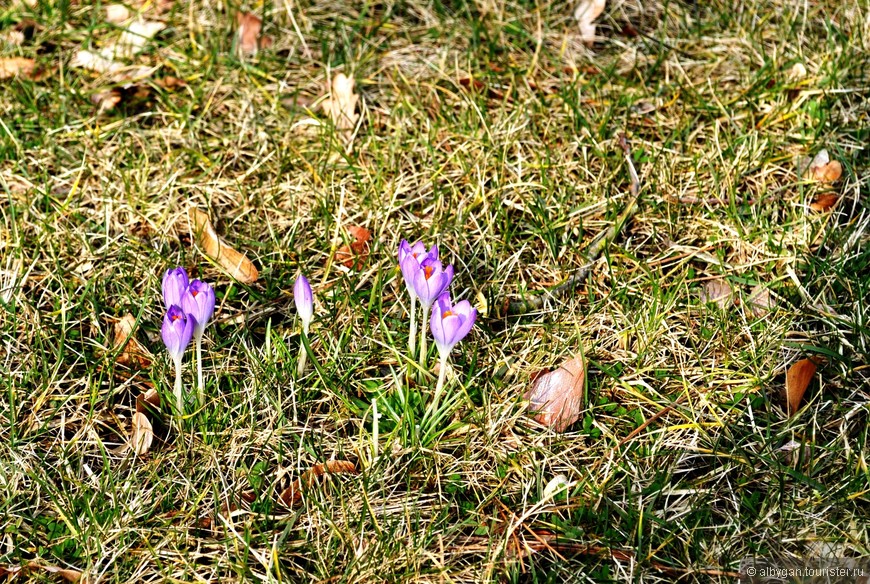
[810,192,838,212]
[154,75,186,90]
[805,150,843,183]
[130,412,154,455]
[700,278,734,309]
[321,73,360,143]
[747,284,775,318]
[1,30,25,46]
[0,57,35,79]
[335,225,371,269]
[785,358,816,416]
[0,562,85,583]
[113,313,152,368]
[278,460,358,507]
[235,11,272,56]
[188,207,259,283]
[524,354,586,432]
[136,387,161,414]
[92,88,123,114]
[574,0,606,46]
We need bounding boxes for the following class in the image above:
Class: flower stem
[419,306,429,371]
[173,356,183,417]
[408,296,417,359]
[430,354,449,416]
[195,334,204,409]
[297,323,309,376]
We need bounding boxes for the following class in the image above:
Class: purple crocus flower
[161,304,195,361]
[294,274,314,328]
[430,292,476,361]
[398,240,438,299]
[181,279,215,337]
[412,257,453,309]
[162,267,189,309]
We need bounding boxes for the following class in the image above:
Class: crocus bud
[294,274,313,328]
[430,293,476,361]
[181,279,215,338]
[412,257,453,309]
[161,305,195,362]
[162,267,189,309]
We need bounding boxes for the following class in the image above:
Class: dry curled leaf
[0,562,85,583]
[136,387,161,414]
[113,313,152,368]
[188,207,259,283]
[700,278,734,310]
[335,225,371,269]
[747,284,775,318]
[70,50,155,83]
[278,460,358,507]
[805,150,843,183]
[574,0,606,46]
[524,354,586,432]
[785,359,816,416]
[810,192,839,212]
[0,57,35,79]
[1,30,25,46]
[321,73,360,143]
[235,12,271,56]
[130,412,154,455]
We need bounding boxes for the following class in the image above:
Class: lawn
[1,0,868,581]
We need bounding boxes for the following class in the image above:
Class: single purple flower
[162,267,189,309]
[161,304,195,362]
[181,279,215,337]
[398,240,438,300]
[430,293,476,361]
[412,257,453,309]
[294,274,313,328]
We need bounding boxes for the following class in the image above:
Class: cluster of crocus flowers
[160,267,215,415]
[398,241,454,366]
[398,240,476,398]
[294,274,314,375]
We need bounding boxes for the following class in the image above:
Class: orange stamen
[424,265,434,279]
[192,290,199,297]
[443,310,455,318]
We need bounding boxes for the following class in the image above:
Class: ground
[1,0,869,582]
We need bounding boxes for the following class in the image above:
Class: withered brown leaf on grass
[188,207,259,283]
[747,284,775,318]
[335,225,371,269]
[0,57,36,79]
[321,73,360,144]
[524,354,586,432]
[136,387,161,414]
[235,12,272,56]
[700,278,734,310]
[805,150,842,183]
[278,460,358,507]
[785,359,816,416]
[0,562,85,583]
[130,412,154,455]
[574,0,606,46]
[113,313,152,368]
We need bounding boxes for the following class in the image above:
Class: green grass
[1,0,869,581]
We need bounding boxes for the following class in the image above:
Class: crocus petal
[162,267,189,308]
[181,279,215,337]
[430,292,475,360]
[399,254,421,300]
[294,274,314,326]
[161,304,195,361]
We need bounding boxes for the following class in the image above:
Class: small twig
[617,394,687,448]
[497,134,642,317]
